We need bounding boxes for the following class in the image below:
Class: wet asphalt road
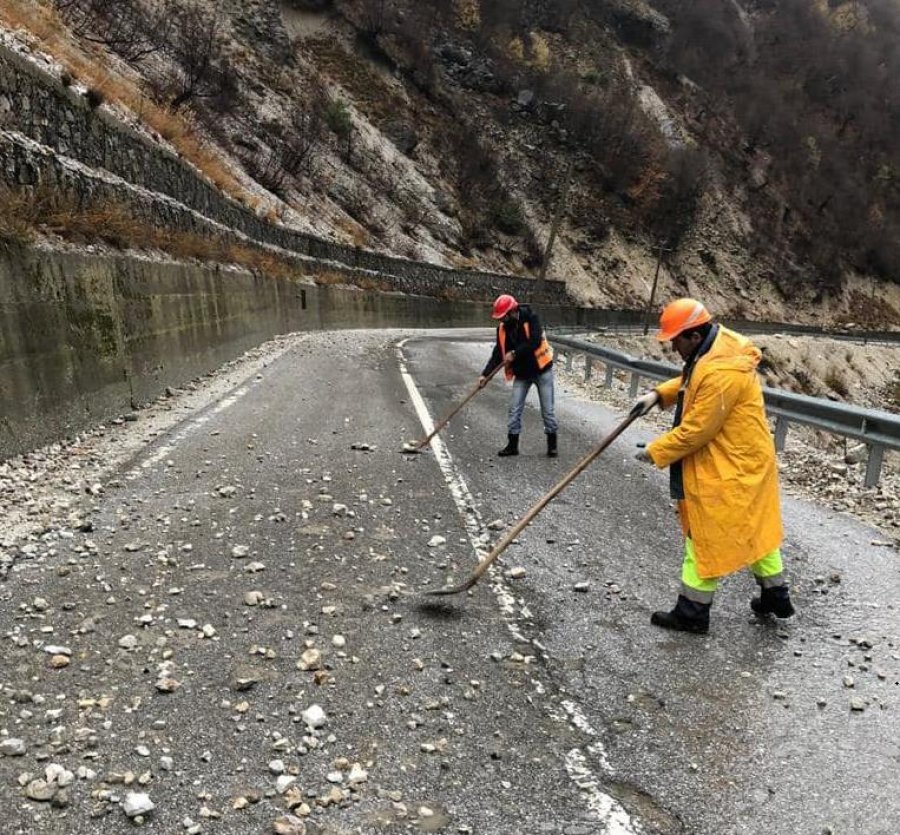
[0,329,897,835]
[402,332,900,835]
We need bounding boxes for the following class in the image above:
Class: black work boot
[546,432,558,458]
[751,586,795,618]
[651,595,710,634]
[497,434,519,457]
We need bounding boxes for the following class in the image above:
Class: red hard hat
[491,294,519,319]
[656,298,712,341]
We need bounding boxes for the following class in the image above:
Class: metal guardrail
[547,321,900,347]
[550,333,900,487]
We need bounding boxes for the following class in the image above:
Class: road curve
[0,328,895,835]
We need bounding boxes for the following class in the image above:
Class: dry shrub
[0,183,300,281]
[312,270,392,292]
[333,215,370,249]
[353,274,391,292]
[313,270,352,286]
[0,186,39,247]
[824,365,849,398]
[455,0,481,30]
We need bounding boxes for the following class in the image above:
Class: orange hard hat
[491,294,519,319]
[656,298,712,341]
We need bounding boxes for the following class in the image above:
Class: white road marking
[138,386,251,471]
[397,338,642,835]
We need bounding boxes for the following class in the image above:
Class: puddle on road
[418,808,452,831]
[605,778,686,834]
[364,803,452,832]
[413,599,465,621]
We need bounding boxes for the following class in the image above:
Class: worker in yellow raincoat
[631,298,795,634]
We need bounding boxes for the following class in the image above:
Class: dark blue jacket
[482,305,553,380]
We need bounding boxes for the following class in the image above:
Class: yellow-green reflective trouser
[680,537,785,604]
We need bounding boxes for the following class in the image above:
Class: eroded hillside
[2,0,899,325]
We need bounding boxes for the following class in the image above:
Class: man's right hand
[630,390,660,417]
[477,375,488,388]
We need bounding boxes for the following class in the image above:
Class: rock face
[283,0,331,9]
[384,120,420,156]
[598,0,671,48]
[226,0,293,61]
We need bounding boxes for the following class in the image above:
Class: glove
[635,448,653,464]
[630,390,660,417]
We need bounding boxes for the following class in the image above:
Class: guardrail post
[584,356,592,382]
[604,364,614,388]
[774,416,789,451]
[864,444,884,489]
[565,352,574,373]
[629,373,641,399]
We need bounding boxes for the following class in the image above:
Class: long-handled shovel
[401,363,504,454]
[424,408,641,595]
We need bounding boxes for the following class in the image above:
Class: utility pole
[538,160,574,286]
[642,243,672,336]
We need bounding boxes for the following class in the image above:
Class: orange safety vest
[498,321,553,381]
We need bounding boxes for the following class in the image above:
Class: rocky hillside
[2,0,899,324]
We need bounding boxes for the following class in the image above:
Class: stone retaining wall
[0,43,570,306]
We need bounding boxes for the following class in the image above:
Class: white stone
[297,648,322,671]
[123,792,155,818]
[275,774,297,793]
[118,634,138,650]
[0,738,26,757]
[427,535,446,548]
[302,704,327,729]
[46,764,74,786]
[347,764,368,784]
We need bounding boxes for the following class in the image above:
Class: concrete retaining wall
[0,246,506,458]
[0,249,285,455]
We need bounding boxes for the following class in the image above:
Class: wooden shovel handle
[426,409,640,595]
[412,362,504,449]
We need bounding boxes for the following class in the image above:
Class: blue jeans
[508,369,558,435]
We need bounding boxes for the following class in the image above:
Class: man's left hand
[503,351,515,365]
[635,448,652,464]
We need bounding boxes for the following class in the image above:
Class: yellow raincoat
[646,327,783,579]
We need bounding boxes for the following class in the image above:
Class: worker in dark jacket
[478,294,558,457]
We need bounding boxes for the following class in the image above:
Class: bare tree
[163,4,230,111]
[359,0,392,38]
[249,96,326,196]
[53,0,169,64]
[647,147,708,252]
